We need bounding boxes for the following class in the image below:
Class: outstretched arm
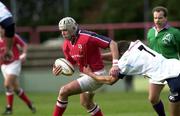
[83,66,119,85]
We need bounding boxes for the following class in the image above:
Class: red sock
[53,100,68,116]
[93,109,103,116]
[6,92,14,108]
[17,88,32,106]
[88,105,103,116]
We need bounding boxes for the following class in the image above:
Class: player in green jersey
[147,6,180,116]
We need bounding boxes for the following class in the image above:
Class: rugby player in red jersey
[52,17,119,116]
[0,26,36,115]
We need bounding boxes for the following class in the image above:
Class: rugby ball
[54,58,74,76]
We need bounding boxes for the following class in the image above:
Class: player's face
[60,29,73,40]
[153,11,167,29]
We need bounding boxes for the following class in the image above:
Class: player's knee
[4,82,12,89]
[4,80,15,89]
[14,88,22,95]
[168,92,180,103]
[148,95,159,104]
[5,86,13,93]
[58,86,70,97]
[80,101,90,109]
[80,100,94,109]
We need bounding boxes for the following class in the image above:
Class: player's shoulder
[168,27,180,33]
[78,30,97,43]
[147,27,155,36]
[79,29,96,36]
[14,34,23,41]
[14,34,21,38]
[147,27,155,33]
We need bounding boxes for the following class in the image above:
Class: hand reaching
[19,53,27,62]
[83,65,92,75]
[52,64,62,76]
[109,65,120,77]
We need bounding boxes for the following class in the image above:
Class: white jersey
[118,40,180,81]
[0,2,12,22]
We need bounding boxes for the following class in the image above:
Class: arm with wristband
[112,59,119,67]
[109,40,119,76]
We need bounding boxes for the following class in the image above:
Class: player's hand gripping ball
[54,58,74,76]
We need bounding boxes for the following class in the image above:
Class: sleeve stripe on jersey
[80,30,111,43]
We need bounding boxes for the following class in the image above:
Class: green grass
[0,91,169,116]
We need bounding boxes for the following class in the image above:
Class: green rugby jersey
[147,26,180,59]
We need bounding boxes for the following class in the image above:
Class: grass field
[0,68,170,116]
[0,91,169,116]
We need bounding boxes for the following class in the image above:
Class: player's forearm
[22,44,28,54]
[19,44,28,61]
[109,40,119,60]
[88,72,117,85]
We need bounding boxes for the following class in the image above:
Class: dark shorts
[166,74,180,102]
[0,17,14,28]
[0,17,15,37]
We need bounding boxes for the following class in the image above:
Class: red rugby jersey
[62,30,111,72]
[0,34,27,64]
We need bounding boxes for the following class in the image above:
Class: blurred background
[0,0,179,92]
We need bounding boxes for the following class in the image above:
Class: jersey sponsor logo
[71,44,84,59]
[71,54,83,58]
[78,44,83,54]
[162,32,173,45]
[78,44,82,49]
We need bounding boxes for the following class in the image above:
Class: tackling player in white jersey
[83,40,180,116]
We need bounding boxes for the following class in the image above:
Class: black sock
[153,100,166,116]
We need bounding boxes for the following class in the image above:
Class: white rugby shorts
[77,69,106,92]
[1,60,21,78]
[149,78,167,85]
